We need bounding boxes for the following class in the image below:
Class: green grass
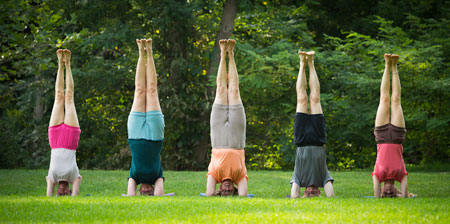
[1,170,449,223]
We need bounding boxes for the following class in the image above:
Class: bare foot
[384,53,391,65]
[63,49,71,64]
[136,39,145,55]
[298,50,307,63]
[226,39,235,56]
[219,39,227,54]
[391,54,399,66]
[306,51,315,63]
[144,39,153,55]
[56,49,64,64]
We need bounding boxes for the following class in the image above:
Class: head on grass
[303,186,320,197]
[218,179,238,197]
[381,180,399,198]
[56,181,71,196]
[139,184,154,196]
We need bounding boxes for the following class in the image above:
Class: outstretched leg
[307,51,323,114]
[390,54,405,128]
[144,39,161,112]
[130,39,147,112]
[375,54,391,127]
[227,40,242,105]
[49,49,65,126]
[63,50,80,127]
[214,39,228,105]
[296,51,308,113]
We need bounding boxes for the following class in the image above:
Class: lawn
[1,170,449,223]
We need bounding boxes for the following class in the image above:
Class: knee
[55,90,64,103]
[380,95,390,104]
[135,86,146,96]
[65,90,74,104]
[391,94,401,104]
[310,94,321,105]
[146,86,157,96]
[216,84,227,96]
[228,85,240,97]
[297,94,308,105]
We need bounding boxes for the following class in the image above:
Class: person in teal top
[126,38,165,196]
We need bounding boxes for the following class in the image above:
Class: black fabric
[294,113,326,147]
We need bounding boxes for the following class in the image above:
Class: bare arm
[154,177,164,196]
[71,176,82,196]
[236,177,248,197]
[372,175,381,198]
[290,182,300,198]
[324,181,335,197]
[400,175,408,198]
[127,178,137,196]
[46,177,55,197]
[206,175,217,196]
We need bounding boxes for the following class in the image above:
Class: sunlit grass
[1,170,449,223]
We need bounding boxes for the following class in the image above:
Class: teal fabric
[128,139,164,185]
[128,111,164,141]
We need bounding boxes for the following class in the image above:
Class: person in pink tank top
[46,49,82,196]
[372,53,413,198]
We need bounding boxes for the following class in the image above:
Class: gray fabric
[210,104,246,149]
[47,148,80,184]
[290,146,333,187]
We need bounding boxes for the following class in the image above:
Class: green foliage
[0,0,448,170]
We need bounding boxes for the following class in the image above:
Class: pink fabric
[48,124,81,150]
[372,143,408,183]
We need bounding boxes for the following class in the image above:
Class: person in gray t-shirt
[290,50,334,198]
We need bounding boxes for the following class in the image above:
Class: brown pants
[374,123,406,144]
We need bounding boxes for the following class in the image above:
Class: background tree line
[1,0,448,170]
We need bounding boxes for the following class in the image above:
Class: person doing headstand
[46,49,82,196]
[206,39,248,197]
[126,39,165,196]
[372,54,412,198]
[290,51,334,198]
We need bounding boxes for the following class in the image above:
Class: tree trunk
[192,0,238,169]
[207,0,238,77]
[33,87,43,122]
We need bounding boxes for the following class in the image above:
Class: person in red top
[372,53,410,198]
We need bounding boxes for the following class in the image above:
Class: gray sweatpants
[210,104,246,149]
[290,146,334,187]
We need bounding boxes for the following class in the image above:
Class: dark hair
[139,184,154,196]
[218,186,238,197]
[56,181,71,196]
[381,185,399,198]
[304,186,321,197]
